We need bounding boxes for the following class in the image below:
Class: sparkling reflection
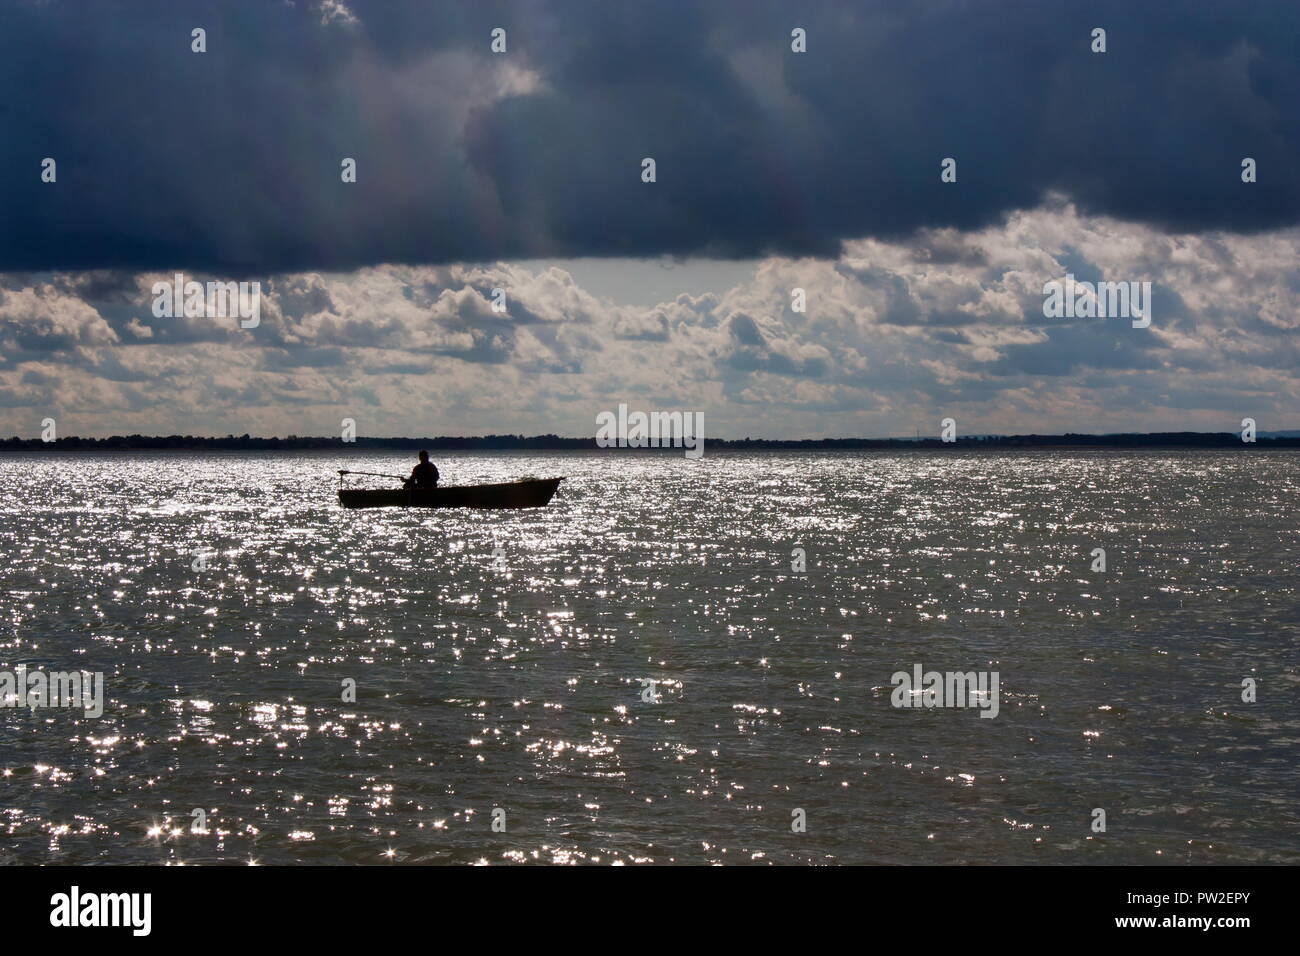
[0,449,1296,864]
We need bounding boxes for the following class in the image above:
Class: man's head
[418,450,429,462]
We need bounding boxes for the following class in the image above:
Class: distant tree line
[2,432,1299,450]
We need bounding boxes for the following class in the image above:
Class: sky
[1,0,1298,439]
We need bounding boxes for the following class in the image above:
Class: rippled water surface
[1,449,1296,865]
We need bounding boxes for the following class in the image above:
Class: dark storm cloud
[1,0,1297,274]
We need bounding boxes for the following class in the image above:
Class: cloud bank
[3,201,1296,438]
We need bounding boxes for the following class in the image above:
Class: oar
[338,470,407,480]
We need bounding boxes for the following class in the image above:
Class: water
[0,449,1296,865]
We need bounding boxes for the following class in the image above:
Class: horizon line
[3,430,1298,450]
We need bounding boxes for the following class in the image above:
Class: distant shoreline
[2,432,1298,450]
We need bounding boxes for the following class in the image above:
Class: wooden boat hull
[338,477,564,510]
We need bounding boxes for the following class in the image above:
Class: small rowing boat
[337,474,564,510]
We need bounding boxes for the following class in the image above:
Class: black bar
[1,865,1281,942]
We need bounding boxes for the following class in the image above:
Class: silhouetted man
[404,450,439,489]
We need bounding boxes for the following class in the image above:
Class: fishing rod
[337,470,407,479]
